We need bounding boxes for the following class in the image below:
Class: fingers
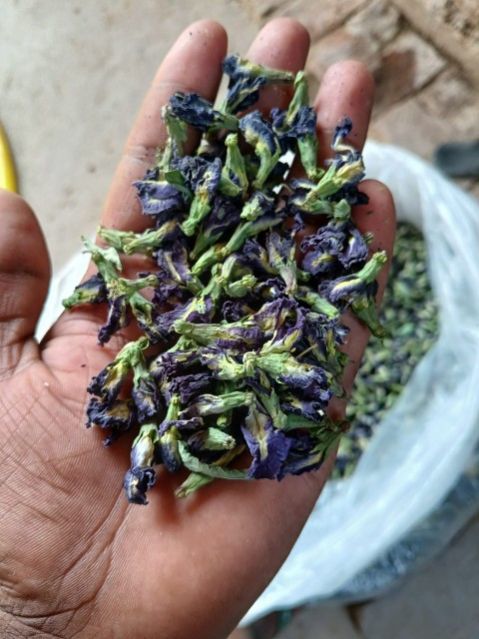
[101,20,228,232]
[314,60,375,164]
[246,17,310,113]
[340,179,396,398]
[0,190,51,373]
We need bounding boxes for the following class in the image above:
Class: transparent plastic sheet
[240,142,479,625]
[331,448,479,603]
[35,143,479,625]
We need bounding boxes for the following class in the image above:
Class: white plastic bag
[241,142,479,624]
[37,143,479,625]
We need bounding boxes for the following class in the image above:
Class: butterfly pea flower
[98,273,158,344]
[225,209,285,254]
[155,240,202,295]
[174,317,263,351]
[159,416,204,436]
[219,133,249,198]
[191,195,241,260]
[295,287,339,319]
[224,274,257,298]
[288,176,354,216]
[186,427,237,454]
[164,372,212,404]
[181,157,222,236]
[236,238,275,278]
[241,401,291,479]
[301,222,368,277]
[239,112,282,188]
[159,429,182,473]
[86,396,135,443]
[124,466,156,505]
[331,116,356,156]
[281,395,326,423]
[262,306,306,355]
[253,297,296,332]
[192,209,284,277]
[271,72,319,179]
[62,273,107,310]
[254,276,286,300]
[134,175,188,224]
[156,294,215,337]
[169,92,239,132]
[350,282,387,338]
[152,394,182,473]
[124,423,159,505]
[132,374,162,423]
[97,296,128,345]
[266,231,298,293]
[130,347,162,423]
[301,314,349,380]
[221,54,294,114]
[88,337,149,404]
[149,348,199,381]
[159,105,188,171]
[320,250,387,304]
[257,387,288,431]
[240,191,275,222]
[257,352,332,403]
[282,429,341,476]
[97,220,178,256]
[82,237,122,283]
[222,300,253,322]
[183,390,254,418]
[199,347,246,381]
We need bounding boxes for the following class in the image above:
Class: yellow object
[0,122,18,193]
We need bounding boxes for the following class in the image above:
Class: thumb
[0,189,50,374]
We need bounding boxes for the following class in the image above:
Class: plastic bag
[36,143,479,625]
[241,142,479,624]
[331,447,479,602]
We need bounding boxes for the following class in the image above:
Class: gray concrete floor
[0,0,256,271]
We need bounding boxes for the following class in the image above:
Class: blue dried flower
[242,402,291,479]
[182,391,253,418]
[320,251,387,304]
[62,274,107,309]
[155,241,201,294]
[124,467,156,505]
[134,178,187,223]
[98,295,129,345]
[86,397,135,438]
[181,157,222,236]
[301,222,368,276]
[239,112,282,188]
[164,372,211,404]
[191,195,242,259]
[221,54,294,114]
[169,92,238,132]
[132,375,162,423]
[281,396,326,423]
[124,423,159,504]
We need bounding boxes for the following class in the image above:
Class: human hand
[0,18,395,639]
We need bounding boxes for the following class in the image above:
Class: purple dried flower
[134,178,187,222]
[242,402,292,479]
[169,92,238,132]
[62,274,107,309]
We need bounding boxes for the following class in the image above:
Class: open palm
[0,18,395,639]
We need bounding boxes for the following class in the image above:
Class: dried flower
[64,54,388,503]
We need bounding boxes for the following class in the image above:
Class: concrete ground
[2,1,478,638]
